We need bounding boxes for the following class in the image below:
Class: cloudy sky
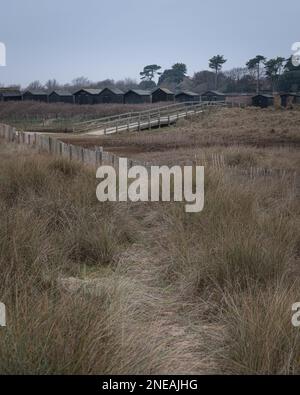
[0,0,299,87]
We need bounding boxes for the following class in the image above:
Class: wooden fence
[0,124,153,171]
[0,123,298,192]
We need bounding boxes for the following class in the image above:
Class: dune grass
[0,138,299,374]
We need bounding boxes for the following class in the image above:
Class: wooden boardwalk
[72,101,226,135]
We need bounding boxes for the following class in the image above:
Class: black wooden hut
[0,90,22,102]
[22,90,48,103]
[201,90,226,102]
[124,89,151,104]
[97,87,124,104]
[280,93,300,107]
[49,90,74,104]
[252,94,274,108]
[151,88,175,103]
[175,91,200,103]
[73,89,102,105]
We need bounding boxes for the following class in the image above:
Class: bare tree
[71,76,91,89]
[115,78,139,91]
[26,80,44,91]
[45,79,61,93]
[224,67,248,82]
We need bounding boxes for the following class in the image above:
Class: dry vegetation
[63,107,300,172]
[0,101,155,131]
[0,133,299,374]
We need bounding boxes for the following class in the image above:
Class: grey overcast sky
[0,0,299,87]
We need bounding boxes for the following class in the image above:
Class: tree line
[139,55,300,94]
[2,54,299,94]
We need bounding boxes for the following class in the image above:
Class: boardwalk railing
[72,101,226,134]
[18,100,226,134]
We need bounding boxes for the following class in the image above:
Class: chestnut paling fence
[0,123,152,171]
[0,123,298,192]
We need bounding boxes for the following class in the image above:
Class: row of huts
[252,93,300,108]
[1,87,299,108]
[0,88,226,105]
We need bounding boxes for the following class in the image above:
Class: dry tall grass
[0,101,156,131]
[0,138,299,374]
[64,107,300,149]
[62,107,300,172]
[154,168,300,374]
[0,141,214,374]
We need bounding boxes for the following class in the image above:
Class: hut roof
[152,87,174,94]
[126,89,151,96]
[252,94,273,99]
[280,92,300,97]
[102,87,124,95]
[175,91,199,97]
[23,90,48,95]
[0,88,20,94]
[74,89,102,95]
[202,90,225,96]
[2,92,22,97]
[50,90,73,96]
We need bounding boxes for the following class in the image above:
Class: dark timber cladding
[151,87,175,103]
[201,90,226,101]
[98,87,124,103]
[252,94,274,108]
[175,91,200,102]
[73,89,102,105]
[49,90,74,104]
[124,89,151,104]
[280,92,300,107]
[22,90,48,102]
[0,89,22,102]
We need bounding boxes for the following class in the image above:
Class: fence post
[98,147,103,166]
[48,137,52,153]
[12,127,16,142]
